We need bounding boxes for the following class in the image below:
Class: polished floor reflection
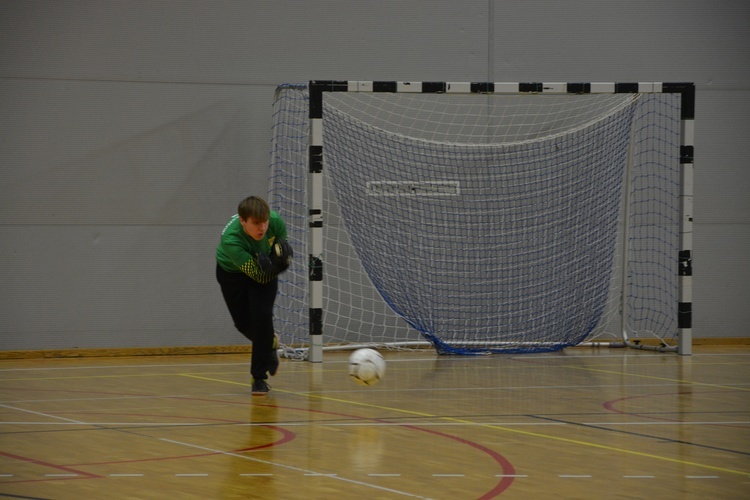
[1,346,749,499]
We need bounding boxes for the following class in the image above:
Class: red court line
[0,451,102,485]
[603,390,749,428]
[4,393,515,497]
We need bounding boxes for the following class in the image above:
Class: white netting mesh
[268,84,680,355]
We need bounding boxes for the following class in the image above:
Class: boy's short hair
[238,196,270,221]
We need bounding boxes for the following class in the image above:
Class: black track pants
[216,263,277,381]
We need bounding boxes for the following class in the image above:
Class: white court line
[0,362,250,373]
[0,422,214,426]
[0,404,89,425]
[1,350,747,373]
[0,395,205,404]
[159,438,431,499]
[1,350,746,373]
[300,383,750,395]
[271,420,750,428]
[3,420,749,428]
[13,470,744,482]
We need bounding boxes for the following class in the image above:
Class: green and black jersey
[216,211,288,284]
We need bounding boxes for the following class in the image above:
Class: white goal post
[268,81,694,361]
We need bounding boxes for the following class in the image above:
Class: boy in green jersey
[216,196,292,395]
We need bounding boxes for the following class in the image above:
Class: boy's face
[240,216,269,241]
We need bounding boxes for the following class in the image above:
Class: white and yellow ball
[348,348,386,385]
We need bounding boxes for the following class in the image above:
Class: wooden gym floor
[1,346,749,499]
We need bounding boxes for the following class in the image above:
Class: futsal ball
[348,348,386,386]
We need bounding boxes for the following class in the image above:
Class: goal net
[268,82,692,357]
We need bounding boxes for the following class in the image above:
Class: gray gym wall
[1,0,748,351]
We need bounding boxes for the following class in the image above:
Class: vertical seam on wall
[487,0,494,81]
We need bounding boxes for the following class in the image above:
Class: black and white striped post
[667,82,695,356]
[307,82,336,362]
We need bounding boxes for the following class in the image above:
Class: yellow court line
[565,365,750,392]
[180,373,255,389]
[180,373,750,477]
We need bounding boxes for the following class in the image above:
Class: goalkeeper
[215,196,293,395]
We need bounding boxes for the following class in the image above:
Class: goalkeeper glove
[257,251,273,273]
[271,239,293,273]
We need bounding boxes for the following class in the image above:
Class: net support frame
[307,80,695,359]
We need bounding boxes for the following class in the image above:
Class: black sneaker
[268,333,280,376]
[252,379,270,396]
